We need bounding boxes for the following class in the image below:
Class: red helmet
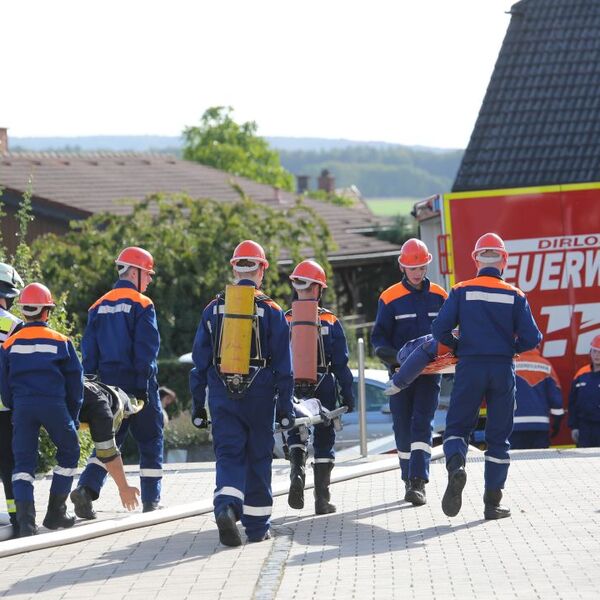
[115,247,155,274]
[398,239,432,268]
[471,233,508,267]
[290,260,328,289]
[230,240,269,270]
[18,283,55,316]
[591,334,600,351]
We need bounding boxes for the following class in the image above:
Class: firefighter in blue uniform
[432,233,541,520]
[190,240,294,546]
[71,246,162,518]
[0,264,25,537]
[285,260,354,514]
[568,335,600,447]
[511,348,564,449]
[0,283,83,537]
[372,239,447,506]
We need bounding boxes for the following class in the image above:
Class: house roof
[453,0,600,192]
[0,152,400,265]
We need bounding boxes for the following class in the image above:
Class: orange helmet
[230,240,269,271]
[290,260,327,289]
[471,233,508,268]
[17,283,55,316]
[591,334,600,351]
[398,238,432,268]
[115,247,155,274]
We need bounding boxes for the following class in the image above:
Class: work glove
[550,415,563,438]
[192,407,209,429]
[277,411,296,430]
[383,378,403,396]
[342,396,354,413]
[571,429,579,444]
[375,346,399,369]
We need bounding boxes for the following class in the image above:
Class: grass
[365,198,417,217]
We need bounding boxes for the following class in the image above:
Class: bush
[37,427,95,475]
[163,412,211,450]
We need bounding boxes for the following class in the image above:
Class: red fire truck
[413,183,600,445]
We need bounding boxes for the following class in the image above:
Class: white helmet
[0,263,24,299]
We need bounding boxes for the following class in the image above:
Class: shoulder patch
[454,276,524,297]
[429,283,448,299]
[380,282,411,305]
[320,311,338,325]
[574,364,592,379]
[90,288,153,311]
[3,326,68,350]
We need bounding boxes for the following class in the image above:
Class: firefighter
[510,348,564,449]
[371,239,447,506]
[190,240,294,546]
[74,378,141,514]
[568,335,600,448]
[0,283,83,537]
[432,233,541,520]
[0,263,24,537]
[285,260,354,514]
[71,246,162,518]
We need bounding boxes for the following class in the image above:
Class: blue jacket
[285,305,354,404]
[190,280,294,415]
[0,322,83,421]
[81,280,160,395]
[372,278,447,357]
[568,364,600,428]
[513,350,564,431]
[432,267,541,359]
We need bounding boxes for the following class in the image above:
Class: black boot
[403,479,410,501]
[43,494,76,530]
[143,501,163,513]
[405,477,427,506]
[70,486,97,520]
[442,454,467,517]
[483,489,511,520]
[15,501,38,537]
[313,462,336,515]
[288,448,307,510]
[216,505,242,547]
[8,510,19,538]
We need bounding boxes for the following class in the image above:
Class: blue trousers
[11,399,79,502]
[390,374,440,482]
[509,430,549,449]
[287,375,336,462]
[444,358,515,490]
[78,381,163,503]
[577,422,600,448]
[210,386,276,540]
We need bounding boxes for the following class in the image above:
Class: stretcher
[275,397,348,442]
[421,353,457,375]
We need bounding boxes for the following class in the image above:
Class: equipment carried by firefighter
[275,397,348,441]
[291,300,319,386]
[214,285,267,399]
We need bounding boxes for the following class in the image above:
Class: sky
[1,0,517,149]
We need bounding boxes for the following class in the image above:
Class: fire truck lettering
[540,253,562,291]
[585,249,600,286]
[561,252,585,288]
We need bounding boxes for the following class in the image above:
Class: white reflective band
[207,321,212,334]
[256,307,264,317]
[515,361,552,374]
[214,486,245,501]
[98,303,132,315]
[288,444,307,451]
[321,326,329,335]
[95,438,117,450]
[550,408,565,415]
[395,313,417,320]
[54,466,78,477]
[140,468,163,478]
[314,458,335,463]
[513,416,550,424]
[6,499,15,511]
[87,457,108,470]
[11,344,58,355]
[485,455,511,464]
[428,312,439,317]
[243,504,272,516]
[575,382,586,388]
[410,442,432,454]
[398,451,411,459]
[465,291,514,305]
[445,435,466,444]
[12,472,34,483]
[213,305,225,315]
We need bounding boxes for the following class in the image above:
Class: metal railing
[357,337,368,458]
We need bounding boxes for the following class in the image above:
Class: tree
[183,106,295,191]
[33,192,332,358]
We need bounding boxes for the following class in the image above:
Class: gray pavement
[1,449,600,599]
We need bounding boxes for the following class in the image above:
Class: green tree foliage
[279,146,463,198]
[183,106,295,192]
[33,192,332,358]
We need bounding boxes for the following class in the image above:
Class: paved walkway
[1,448,600,599]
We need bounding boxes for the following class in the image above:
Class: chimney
[296,174,310,194]
[0,128,7,155]
[317,169,335,193]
